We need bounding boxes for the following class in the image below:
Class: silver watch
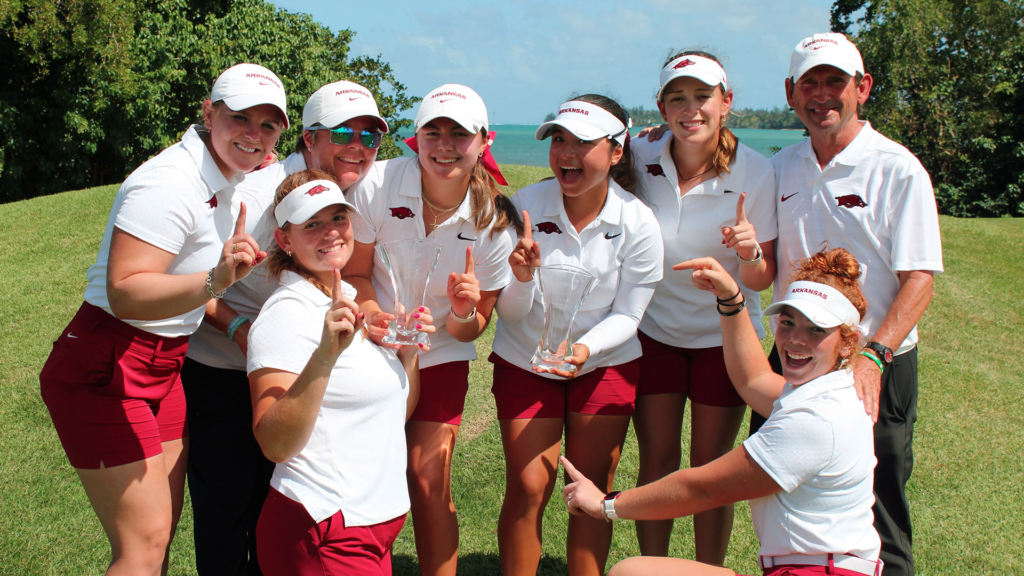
[736,244,763,266]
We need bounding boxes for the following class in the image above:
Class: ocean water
[398,125,807,168]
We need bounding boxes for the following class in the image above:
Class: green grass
[1,169,1022,575]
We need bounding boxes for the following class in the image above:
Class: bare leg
[690,402,746,565]
[161,438,188,576]
[564,412,632,576]
[76,441,186,576]
[633,393,687,556]
[609,556,737,576]
[406,421,460,576]
[497,418,564,576]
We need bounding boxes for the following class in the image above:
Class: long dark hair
[566,93,639,193]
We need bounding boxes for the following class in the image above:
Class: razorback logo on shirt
[646,164,665,177]
[306,185,328,196]
[536,222,562,234]
[673,58,696,69]
[836,194,868,209]
[390,206,415,219]
[206,196,218,209]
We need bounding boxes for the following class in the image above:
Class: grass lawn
[1,165,1022,575]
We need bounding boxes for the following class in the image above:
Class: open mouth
[433,157,459,165]
[784,350,813,368]
[234,142,259,154]
[680,120,704,129]
[337,157,363,165]
[319,244,344,254]
[560,166,583,184]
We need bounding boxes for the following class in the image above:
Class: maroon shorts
[39,302,189,469]
[753,565,875,576]
[257,487,406,576]
[489,352,638,419]
[636,331,745,407]
[408,361,470,425]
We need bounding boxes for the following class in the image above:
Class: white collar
[182,125,244,193]
[777,369,855,410]
[401,159,474,223]
[798,120,875,168]
[279,270,356,305]
[539,178,624,228]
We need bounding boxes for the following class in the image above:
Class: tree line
[0,0,417,204]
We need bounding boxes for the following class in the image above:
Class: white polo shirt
[743,369,880,560]
[632,137,778,348]
[83,125,245,338]
[187,152,307,370]
[772,122,943,354]
[491,178,664,377]
[247,271,411,526]
[349,157,516,369]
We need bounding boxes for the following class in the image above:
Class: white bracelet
[736,244,763,266]
[450,307,477,323]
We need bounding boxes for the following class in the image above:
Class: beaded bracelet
[226,315,250,341]
[717,297,747,316]
[206,267,227,300]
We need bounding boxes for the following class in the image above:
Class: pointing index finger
[333,268,343,304]
[735,192,748,225]
[522,210,532,242]
[234,202,247,236]
[559,456,583,482]
[672,258,711,271]
[465,246,474,275]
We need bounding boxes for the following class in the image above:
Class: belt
[760,553,883,576]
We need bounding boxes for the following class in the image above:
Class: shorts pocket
[109,344,185,401]
[40,335,116,391]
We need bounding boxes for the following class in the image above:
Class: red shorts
[408,361,470,425]
[636,331,745,407]
[39,302,189,469]
[257,487,406,576]
[489,353,638,419]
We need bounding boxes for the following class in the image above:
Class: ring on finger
[233,243,239,253]
[232,253,239,263]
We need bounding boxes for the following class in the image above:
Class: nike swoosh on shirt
[68,333,78,338]
[781,193,799,202]
[605,231,622,240]
[457,232,477,241]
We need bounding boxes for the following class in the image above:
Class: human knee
[408,461,448,499]
[507,469,553,509]
[608,556,643,576]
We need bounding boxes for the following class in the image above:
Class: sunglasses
[308,125,383,149]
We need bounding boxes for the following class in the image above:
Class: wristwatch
[601,491,622,521]
[864,342,894,367]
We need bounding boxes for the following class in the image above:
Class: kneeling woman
[246,171,422,575]
[563,248,882,576]
[491,95,663,576]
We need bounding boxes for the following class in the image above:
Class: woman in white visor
[490,94,663,576]
[629,50,778,564]
[563,248,882,576]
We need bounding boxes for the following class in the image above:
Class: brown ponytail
[660,49,739,174]
[267,169,343,298]
[791,247,869,368]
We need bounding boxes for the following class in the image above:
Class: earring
[286,251,292,257]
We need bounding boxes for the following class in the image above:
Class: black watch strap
[865,342,894,366]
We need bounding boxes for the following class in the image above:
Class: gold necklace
[421,192,465,233]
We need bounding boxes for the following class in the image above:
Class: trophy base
[383,326,429,347]
[530,351,578,374]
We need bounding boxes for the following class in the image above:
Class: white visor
[536,100,631,147]
[275,180,360,228]
[764,281,861,328]
[657,55,728,100]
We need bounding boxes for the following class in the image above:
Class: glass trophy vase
[376,239,442,346]
[530,264,597,373]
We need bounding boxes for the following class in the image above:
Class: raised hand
[673,257,740,301]
[509,210,542,282]
[212,202,268,293]
[560,456,606,519]
[447,246,480,319]
[315,269,365,363]
[635,123,669,142]
[721,192,759,261]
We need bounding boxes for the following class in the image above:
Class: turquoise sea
[398,125,806,168]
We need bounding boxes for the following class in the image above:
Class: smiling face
[415,117,485,184]
[786,65,872,139]
[303,116,380,190]
[774,306,852,386]
[204,101,284,177]
[274,204,355,285]
[548,127,622,200]
[658,76,732,149]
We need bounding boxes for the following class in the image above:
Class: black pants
[750,347,918,576]
[181,358,276,576]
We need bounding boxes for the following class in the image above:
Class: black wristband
[717,297,747,316]
[716,288,743,305]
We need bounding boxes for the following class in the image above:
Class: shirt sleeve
[494,276,536,323]
[888,163,944,273]
[747,160,779,243]
[743,406,835,493]
[473,226,515,292]
[348,165,384,244]
[576,280,655,356]
[113,166,200,254]
[247,297,321,375]
[620,205,664,285]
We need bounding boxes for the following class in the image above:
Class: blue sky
[270,0,835,124]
